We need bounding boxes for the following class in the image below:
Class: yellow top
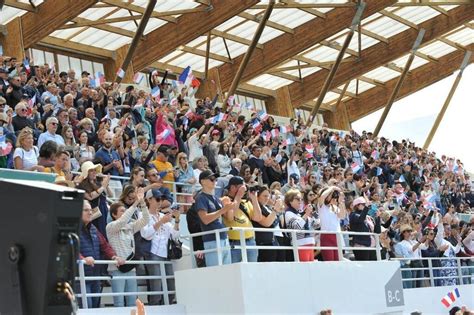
[224,200,255,240]
[151,159,174,191]
[43,166,65,178]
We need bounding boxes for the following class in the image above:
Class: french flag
[227,95,235,106]
[305,144,314,154]
[252,120,261,129]
[94,72,105,87]
[257,110,269,121]
[271,128,279,139]
[133,73,144,84]
[178,66,192,86]
[116,68,125,79]
[441,288,460,308]
[280,125,292,134]
[371,150,379,160]
[156,128,171,141]
[282,137,294,146]
[184,109,193,119]
[23,58,30,71]
[351,162,361,173]
[151,86,160,98]
[27,94,36,108]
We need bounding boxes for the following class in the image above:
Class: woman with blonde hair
[78,117,96,146]
[175,152,196,209]
[13,127,43,171]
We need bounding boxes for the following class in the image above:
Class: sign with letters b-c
[385,269,404,307]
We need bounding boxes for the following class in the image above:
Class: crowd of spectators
[1,55,473,308]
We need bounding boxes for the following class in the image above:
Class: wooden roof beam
[210,30,264,49]
[212,0,396,92]
[38,36,114,59]
[251,3,356,9]
[7,0,97,48]
[101,0,177,23]
[61,16,143,29]
[380,10,419,30]
[345,44,474,122]
[131,0,259,71]
[282,5,474,108]
[280,0,327,19]
[67,17,136,37]
[4,0,36,12]
[238,12,294,34]
[178,45,233,63]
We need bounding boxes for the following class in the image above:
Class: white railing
[70,171,195,206]
[76,259,175,309]
[390,256,474,288]
[181,227,383,267]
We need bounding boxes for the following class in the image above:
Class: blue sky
[352,66,474,171]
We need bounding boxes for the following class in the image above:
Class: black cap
[226,176,244,189]
[290,173,300,182]
[145,189,163,200]
[199,170,217,183]
[157,145,169,155]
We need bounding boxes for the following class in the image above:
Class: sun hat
[399,224,413,234]
[80,161,102,179]
[352,196,367,208]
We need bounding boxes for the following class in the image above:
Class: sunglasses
[50,122,58,125]
[20,108,27,112]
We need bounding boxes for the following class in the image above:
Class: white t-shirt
[319,204,341,232]
[13,147,39,170]
[187,135,202,162]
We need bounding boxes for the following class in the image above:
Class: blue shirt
[193,192,227,242]
[95,147,121,176]
[41,91,59,106]
[37,131,65,149]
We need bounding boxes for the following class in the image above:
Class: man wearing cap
[5,75,24,106]
[192,170,235,266]
[151,146,175,191]
[223,176,262,263]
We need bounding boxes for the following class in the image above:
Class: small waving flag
[156,128,171,141]
[441,288,460,308]
[227,95,235,106]
[280,126,288,134]
[0,135,13,156]
[371,150,380,160]
[305,144,314,154]
[23,58,30,71]
[244,102,254,111]
[257,110,269,121]
[184,109,193,119]
[27,94,36,108]
[251,120,261,129]
[116,68,125,79]
[151,86,160,98]
[351,162,361,174]
[178,66,192,86]
[133,73,145,84]
[271,128,279,139]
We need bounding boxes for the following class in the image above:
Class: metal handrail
[182,226,383,265]
[76,259,175,309]
[390,256,474,287]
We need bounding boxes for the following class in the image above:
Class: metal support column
[373,28,426,136]
[423,50,471,149]
[222,0,276,111]
[114,0,157,83]
[305,1,366,127]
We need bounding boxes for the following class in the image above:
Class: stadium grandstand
[0,0,473,314]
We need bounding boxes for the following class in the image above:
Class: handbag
[167,237,183,260]
[117,251,137,273]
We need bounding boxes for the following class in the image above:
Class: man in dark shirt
[193,170,234,267]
